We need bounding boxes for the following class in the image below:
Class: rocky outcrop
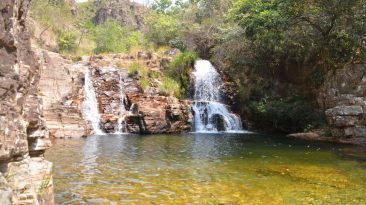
[0,0,54,204]
[88,53,191,134]
[92,0,146,29]
[38,50,89,138]
[318,63,366,144]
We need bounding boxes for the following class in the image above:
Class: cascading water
[82,71,104,135]
[115,73,129,134]
[192,60,243,132]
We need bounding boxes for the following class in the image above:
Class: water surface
[46,133,366,204]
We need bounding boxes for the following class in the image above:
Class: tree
[92,20,128,53]
[144,12,180,46]
[230,0,366,71]
[152,0,172,14]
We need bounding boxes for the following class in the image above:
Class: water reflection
[46,134,366,205]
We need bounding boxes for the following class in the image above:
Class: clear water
[192,60,242,132]
[46,134,366,205]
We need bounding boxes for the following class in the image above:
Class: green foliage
[145,12,180,46]
[128,63,150,89]
[128,62,146,76]
[56,30,77,53]
[152,0,173,14]
[165,51,198,97]
[91,20,128,53]
[31,0,73,27]
[229,0,366,70]
[91,20,148,54]
[159,78,182,98]
[246,97,325,133]
[140,77,150,89]
[128,63,140,77]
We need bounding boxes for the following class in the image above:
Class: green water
[46,133,366,204]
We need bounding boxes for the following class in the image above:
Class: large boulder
[318,63,366,144]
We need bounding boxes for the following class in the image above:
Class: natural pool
[46,133,366,204]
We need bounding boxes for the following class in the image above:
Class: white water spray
[82,71,104,135]
[192,60,243,132]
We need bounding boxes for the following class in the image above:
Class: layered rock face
[38,50,90,138]
[319,63,366,144]
[92,0,146,29]
[0,0,53,204]
[88,53,191,134]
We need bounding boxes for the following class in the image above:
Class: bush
[128,63,140,77]
[92,20,128,54]
[246,97,325,133]
[165,51,198,97]
[140,77,150,89]
[144,12,180,46]
[56,30,77,53]
[127,63,150,89]
[91,20,149,54]
[159,78,182,98]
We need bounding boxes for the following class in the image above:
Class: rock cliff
[318,63,366,144]
[0,0,53,204]
[92,0,146,29]
[87,53,192,134]
[34,51,191,137]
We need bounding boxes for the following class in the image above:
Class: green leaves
[56,30,77,53]
[91,20,148,54]
[230,0,366,70]
[164,51,199,98]
[145,12,180,47]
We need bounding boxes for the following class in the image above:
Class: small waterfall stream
[115,73,129,134]
[192,60,243,132]
[82,71,104,135]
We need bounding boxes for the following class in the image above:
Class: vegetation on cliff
[30,0,366,133]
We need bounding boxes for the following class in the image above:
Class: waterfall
[114,73,129,134]
[82,71,104,135]
[192,60,243,132]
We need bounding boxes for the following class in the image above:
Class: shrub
[128,63,141,77]
[92,20,127,54]
[144,12,180,46]
[159,78,182,98]
[56,30,77,53]
[127,63,150,89]
[165,51,198,97]
[140,77,150,90]
[246,97,325,133]
[91,21,149,54]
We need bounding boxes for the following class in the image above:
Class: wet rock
[211,114,225,132]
